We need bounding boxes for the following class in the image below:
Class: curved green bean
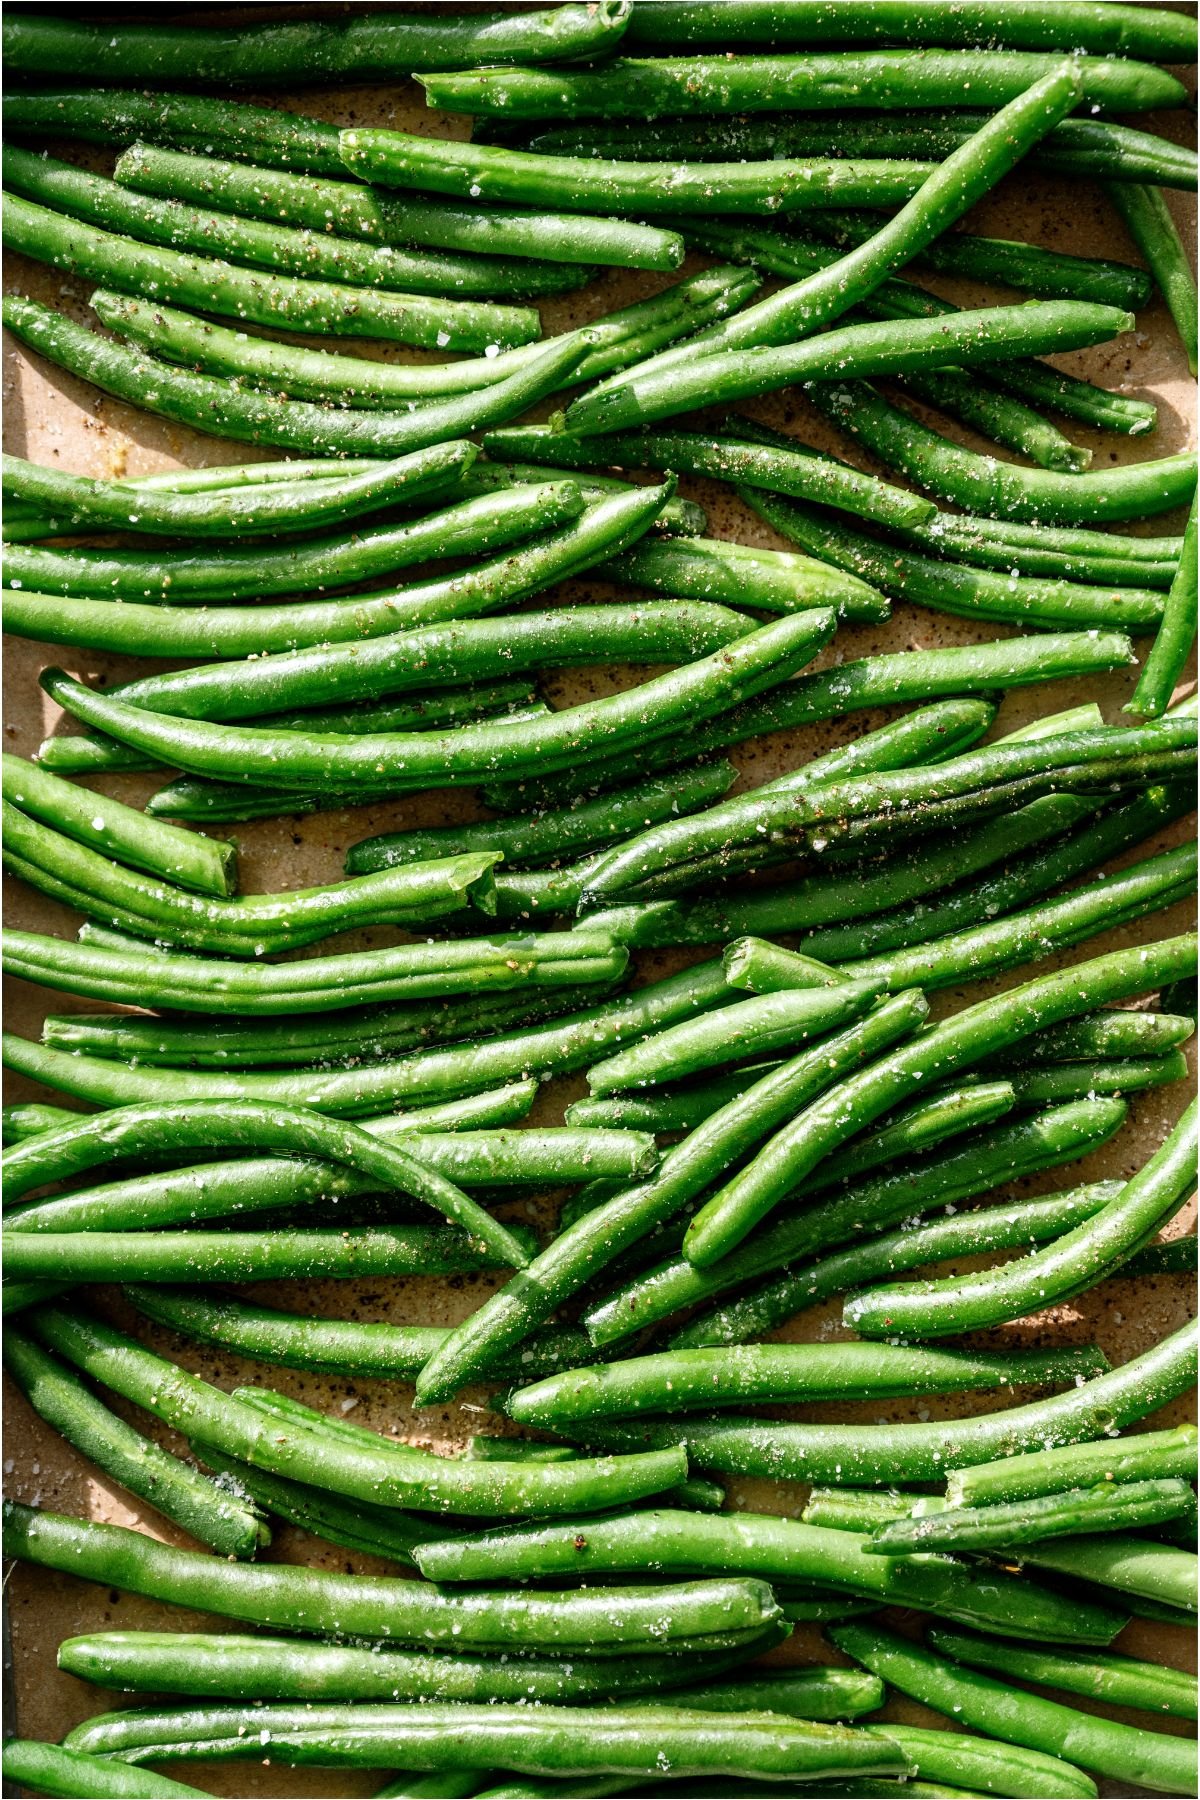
[923,1629,1197,1723]
[599,533,888,622]
[855,1724,1096,1800]
[0,1741,206,1800]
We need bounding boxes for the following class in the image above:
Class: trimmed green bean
[6,481,584,604]
[868,1479,1194,1556]
[414,1508,1124,1645]
[1129,499,1199,720]
[2,752,234,898]
[38,609,837,795]
[846,1095,1198,1338]
[1014,1536,1198,1614]
[0,1741,205,1800]
[415,991,927,1404]
[599,533,889,622]
[832,1621,1197,1797]
[950,1426,1200,1508]
[485,423,934,531]
[3,1330,265,1558]
[997,1052,1188,1104]
[2,1103,83,1144]
[808,382,1198,524]
[894,367,1090,473]
[924,1630,1197,1723]
[1109,183,1198,376]
[857,1725,1097,1800]
[904,515,1180,590]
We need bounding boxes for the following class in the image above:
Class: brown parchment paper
[3,11,1197,1795]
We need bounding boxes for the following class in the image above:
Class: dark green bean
[38,609,837,795]
[1013,1536,1198,1615]
[996,1052,1188,1104]
[484,423,933,530]
[902,514,1180,589]
[833,1621,1197,1797]
[0,1741,206,1800]
[3,1330,265,1558]
[1109,183,1198,376]
[949,1425,1200,1508]
[924,1629,1197,1723]
[414,1508,1124,1645]
[893,367,1089,473]
[846,1094,1198,1338]
[868,1479,1194,1556]
[1129,500,1198,720]
[583,1100,1126,1346]
[6,481,584,604]
[671,1184,1119,1349]
[598,533,888,622]
[2,192,537,355]
[1,4,634,80]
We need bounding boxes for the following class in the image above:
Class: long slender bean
[855,1724,1097,1800]
[1108,183,1198,376]
[924,1629,1198,1724]
[949,1426,1200,1508]
[867,1479,1194,1556]
[893,367,1090,473]
[598,533,889,622]
[1129,499,1199,720]
[3,1331,265,1558]
[0,1741,206,1800]
[6,481,584,605]
[1012,1536,1198,1614]
[847,1096,1198,1337]
[1,5,634,80]
[904,514,1181,589]
[832,1622,1197,1797]
[413,1508,1124,1645]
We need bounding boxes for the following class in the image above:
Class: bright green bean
[1014,1536,1198,1614]
[1129,499,1198,720]
[856,1724,1096,1800]
[1108,183,1198,376]
[924,1629,1197,1723]
[598,532,889,621]
[868,1479,1194,1556]
[949,1426,1200,1508]
[903,514,1180,589]
[0,1741,205,1800]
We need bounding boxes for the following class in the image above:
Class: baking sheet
[2,14,1197,1794]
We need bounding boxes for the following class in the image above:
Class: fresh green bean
[833,1621,1197,1796]
[3,193,538,355]
[997,1052,1188,1104]
[57,1627,776,1706]
[809,383,1199,524]
[485,423,933,530]
[1013,1536,1198,1614]
[124,1287,597,1386]
[868,1480,1195,1556]
[554,1314,1198,1488]
[1,752,234,899]
[423,52,1183,120]
[22,1312,693,1522]
[671,1184,1120,1349]
[108,141,679,278]
[1114,1236,1197,1278]
[1,4,634,80]
[903,515,1181,589]
[3,1331,265,1558]
[598,533,889,621]
[1129,499,1199,720]
[6,481,584,605]
[2,292,584,463]
[508,1343,1108,1429]
[846,1095,1198,1338]
[584,1100,1126,1345]
[414,991,927,1404]
[857,1725,1097,1800]
[39,609,837,796]
[663,1667,884,1720]
[950,1426,1200,1508]
[1109,183,1198,376]
[413,1508,1124,1645]
[564,301,1131,439]
[1,1099,531,1267]
[893,368,1089,473]
[2,1103,83,1144]
[924,1629,1197,1723]
[0,1741,206,1800]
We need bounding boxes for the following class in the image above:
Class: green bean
[663,1667,884,1720]
[4,810,498,953]
[997,1052,1188,1104]
[890,368,1089,473]
[847,1095,1198,1338]
[414,991,927,1404]
[2,1103,83,1144]
[1,752,234,900]
[6,481,584,605]
[379,1781,485,1800]
[672,1184,1120,1349]
[2,1098,531,1267]
[0,1741,206,1800]
[124,1287,597,1386]
[3,1330,265,1558]
[414,1508,1124,1645]
[868,1479,1195,1557]
[924,1629,1197,1724]
[39,609,836,796]
[857,1725,1097,1800]
[564,301,1131,440]
[109,142,680,279]
[57,1627,776,1707]
[508,1343,1108,1430]
[556,1313,1199,1488]
[2,145,564,308]
[2,292,583,464]
[1013,1536,1198,1614]
[586,981,883,1096]
[584,1100,1126,1346]
[424,51,1183,120]
[3,193,538,356]
[598,533,889,621]
[808,383,1199,524]
[1129,499,1199,721]
[904,515,1181,590]
[485,428,933,537]
[1117,1236,1197,1277]
[23,1312,693,1523]
[541,108,1199,189]
[2,4,633,80]
[833,1621,1198,1797]
[950,1426,1200,1509]
[467,463,706,536]
[1108,183,1198,376]
[624,4,1199,59]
